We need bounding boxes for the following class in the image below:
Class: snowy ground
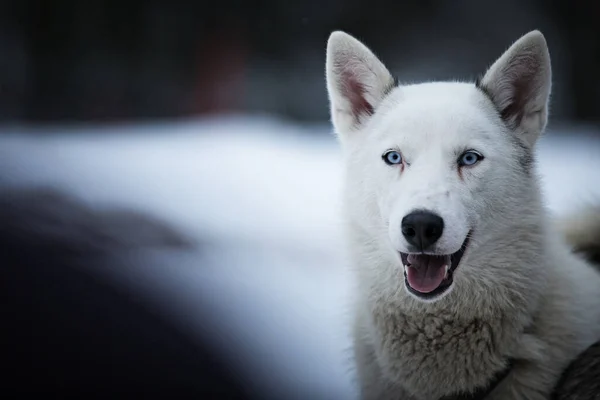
[1,115,599,398]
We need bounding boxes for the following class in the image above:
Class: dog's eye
[383,150,403,165]
[458,151,483,167]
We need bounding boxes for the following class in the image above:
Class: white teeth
[444,265,450,278]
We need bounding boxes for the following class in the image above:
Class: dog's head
[326,31,551,303]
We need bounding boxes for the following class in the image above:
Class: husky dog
[325,30,600,399]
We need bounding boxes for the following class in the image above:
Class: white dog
[325,30,600,399]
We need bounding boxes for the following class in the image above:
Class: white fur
[326,30,600,399]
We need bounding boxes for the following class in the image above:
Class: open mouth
[400,232,471,300]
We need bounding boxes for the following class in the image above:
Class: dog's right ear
[326,31,395,137]
[477,30,552,147]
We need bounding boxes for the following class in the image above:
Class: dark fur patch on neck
[552,341,600,400]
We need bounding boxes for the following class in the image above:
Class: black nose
[401,211,444,251]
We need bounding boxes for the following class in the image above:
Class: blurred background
[1,1,600,398]
[0,0,599,125]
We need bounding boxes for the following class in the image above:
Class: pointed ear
[477,30,552,147]
[325,31,396,137]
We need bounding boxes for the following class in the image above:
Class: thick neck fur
[347,178,551,399]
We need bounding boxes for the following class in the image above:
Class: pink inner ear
[340,69,374,118]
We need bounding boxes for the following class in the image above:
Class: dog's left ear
[326,31,396,138]
[478,30,552,147]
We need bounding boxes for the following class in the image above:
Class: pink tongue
[406,254,448,293]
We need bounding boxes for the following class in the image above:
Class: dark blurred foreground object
[553,341,600,400]
[0,187,252,398]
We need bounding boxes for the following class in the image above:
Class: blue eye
[459,151,483,166]
[383,150,403,165]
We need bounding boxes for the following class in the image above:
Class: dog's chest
[372,311,509,398]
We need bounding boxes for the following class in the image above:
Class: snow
[1,115,599,398]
